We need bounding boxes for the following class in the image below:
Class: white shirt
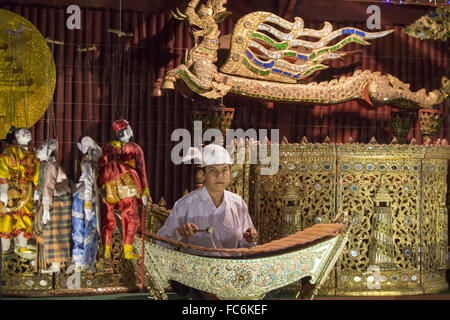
[156,186,256,256]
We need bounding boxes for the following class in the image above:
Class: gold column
[370,183,396,270]
[282,183,302,236]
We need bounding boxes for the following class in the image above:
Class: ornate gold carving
[403,7,450,41]
[146,234,347,300]
[242,141,449,295]
[156,1,449,111]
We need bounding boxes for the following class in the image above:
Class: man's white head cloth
[201,144,232,168]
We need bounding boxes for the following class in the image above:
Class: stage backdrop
[0,0,449,209]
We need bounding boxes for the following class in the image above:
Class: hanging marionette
[99,119,150,260]
[71,136,101,272]
[33,139,72,273]
[0,127,39,259]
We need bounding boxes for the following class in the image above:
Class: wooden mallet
[196,226,213,234]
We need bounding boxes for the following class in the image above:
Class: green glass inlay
[284,51,296,57]
[250,66,259,73]
[274,42,288,50]
[263,36,275,45]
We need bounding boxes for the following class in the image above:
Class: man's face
[203,164,231,193]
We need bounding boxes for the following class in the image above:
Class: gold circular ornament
[0,9,56,139]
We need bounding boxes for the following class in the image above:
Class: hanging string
[91,45,98,137]
[17,28,29,128]
[44,39,60,143]
[44,37,63,162]
[108,0,133,121]
[78,45,97,137]
[7,30,14,131]
[125,35,132,121]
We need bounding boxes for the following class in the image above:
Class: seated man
[156,144,258,299]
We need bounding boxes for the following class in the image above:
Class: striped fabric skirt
[34,193,72,267]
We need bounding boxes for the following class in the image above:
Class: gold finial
[323,136,331,144]
[158,197,167,207]
[369,136,377,144]
[374,184,391,204]
[374,177,391,205]
[300,136,308,144]
[281,136,289,144]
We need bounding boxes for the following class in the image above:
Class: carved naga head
[171,0,231,37]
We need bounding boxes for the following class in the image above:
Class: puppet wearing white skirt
[71,137,101,272]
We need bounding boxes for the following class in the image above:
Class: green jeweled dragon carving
[156,0,449,110]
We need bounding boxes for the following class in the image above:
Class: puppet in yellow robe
[0,127,39,257]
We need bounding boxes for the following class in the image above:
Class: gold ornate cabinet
[241,140,449,296]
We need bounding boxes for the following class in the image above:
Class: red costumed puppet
[99,119,150,259]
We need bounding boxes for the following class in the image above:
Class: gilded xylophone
[145,224,348,299]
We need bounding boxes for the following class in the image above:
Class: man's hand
[177,223,198,239]
[243,227,258,243]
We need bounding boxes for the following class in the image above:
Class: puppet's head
[14,128,32,147]
[112,119,133,143]
[37,139,58,161]
[77,136,101,161]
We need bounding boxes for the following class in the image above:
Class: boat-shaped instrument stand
[144,223,349,300]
